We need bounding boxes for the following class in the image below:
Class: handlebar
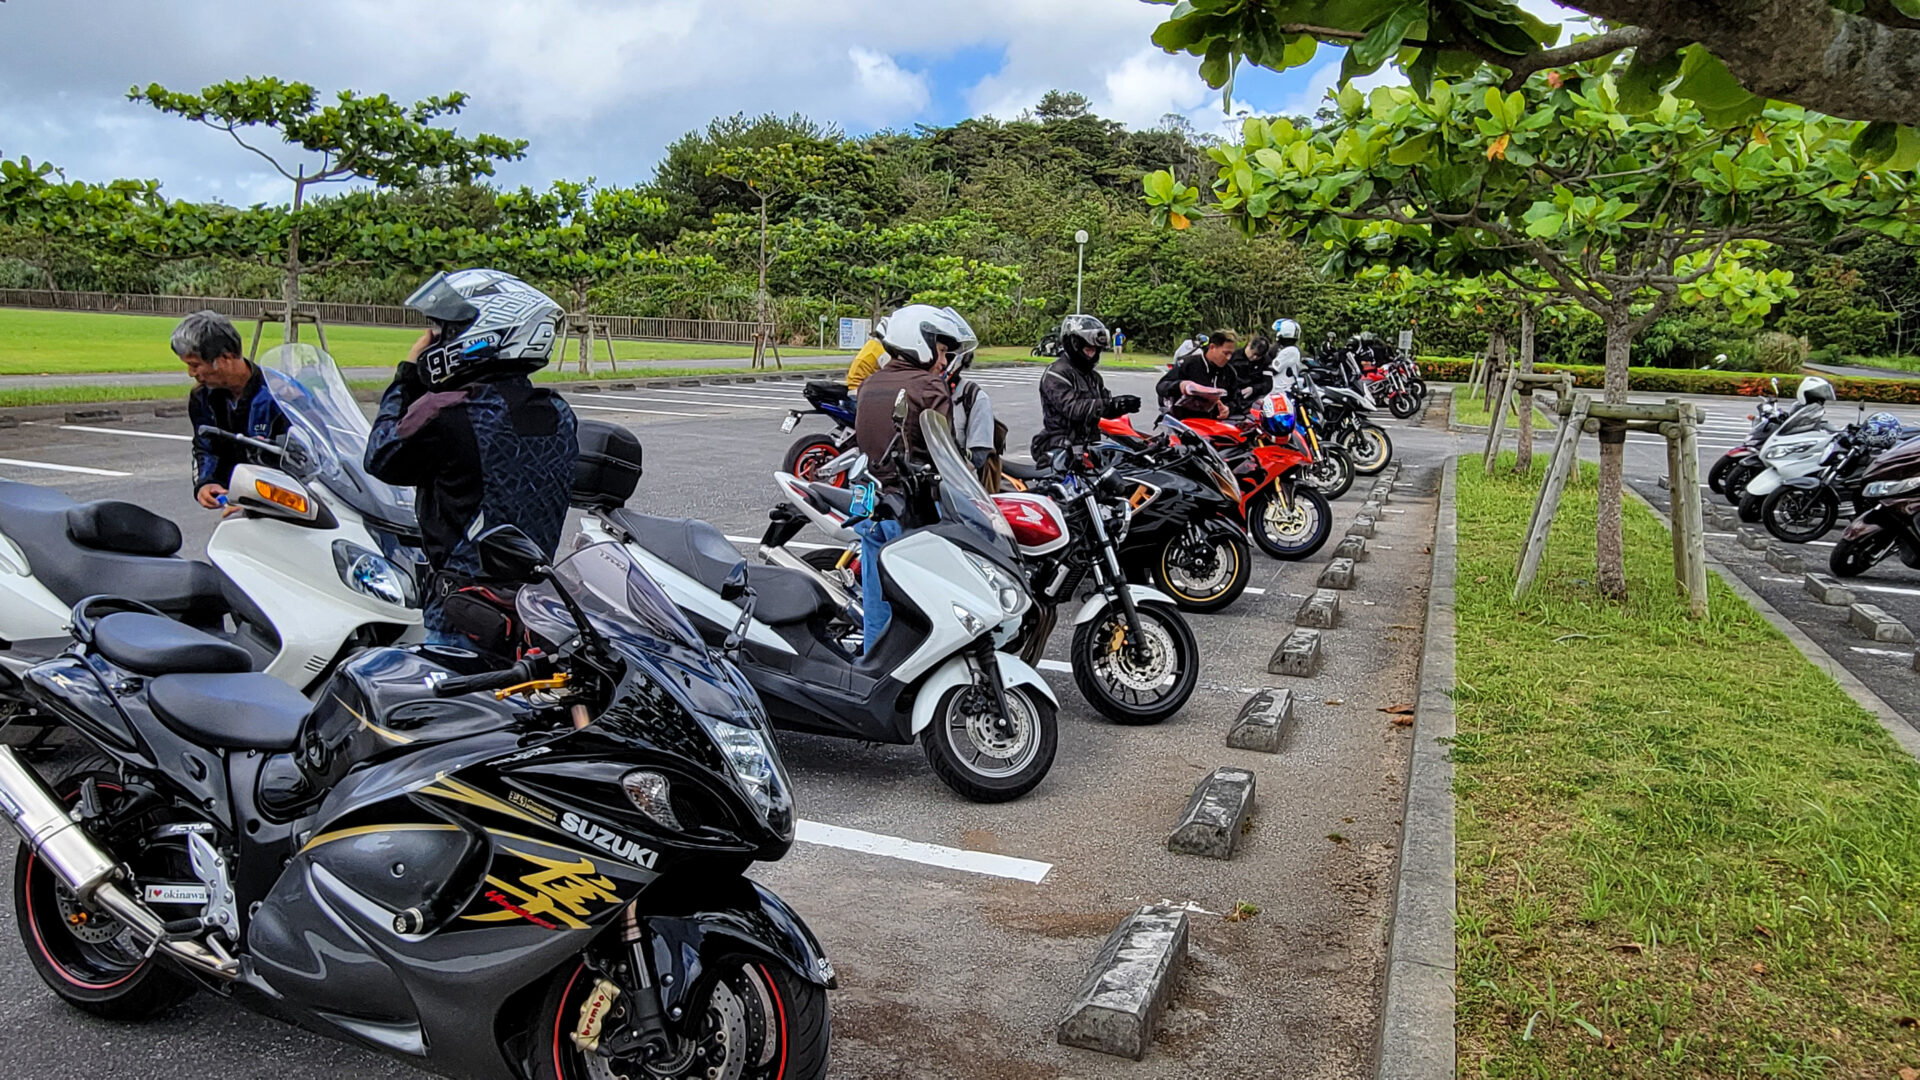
[195,425,284,459]
[434,656,541,698]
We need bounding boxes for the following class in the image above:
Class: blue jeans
[853,518,901,653]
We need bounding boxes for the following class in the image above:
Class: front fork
[1083,491,1151,662]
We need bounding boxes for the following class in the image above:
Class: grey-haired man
[174,310,286,508]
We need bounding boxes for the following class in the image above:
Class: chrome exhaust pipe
[0,747,235,979]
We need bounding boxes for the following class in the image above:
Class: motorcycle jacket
[188,362,288,492]
[1157,354,1241,420]
[1033,355,1115,460]
[854,362,952,490]
[365,363,577,626]
[1227,349,1274,414]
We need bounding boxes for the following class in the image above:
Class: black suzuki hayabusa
[1,527,830,1080]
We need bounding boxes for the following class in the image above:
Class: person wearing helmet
[365,269,578,648]
[1033,314,1139,461]
[844,316,888,393]
[1270,318,1304,393]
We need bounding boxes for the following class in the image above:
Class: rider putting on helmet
[1033,314,1139,462]
[365,269,578,655]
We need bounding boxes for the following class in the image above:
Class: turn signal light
[254,479,309,515]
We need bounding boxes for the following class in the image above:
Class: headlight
[332,541,415,606]
[964,553,1027,616]
[1865,477,1920,498]
[1760,444,1798,461]
[696,714,793,838]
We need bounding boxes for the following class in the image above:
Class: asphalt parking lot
[0,366,1450,1078]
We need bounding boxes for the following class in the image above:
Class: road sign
[838,318,871,351]
[1398,329,1414,352]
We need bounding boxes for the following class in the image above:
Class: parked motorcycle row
[1707,375,1920,578]
[0,340,1417,1080]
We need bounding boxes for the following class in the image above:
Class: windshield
[920,411,1014,554]
[1772,402,1828,441]
[257,344,418,534]
[518,541,705,656]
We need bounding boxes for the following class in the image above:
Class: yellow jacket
[845,339,884,391]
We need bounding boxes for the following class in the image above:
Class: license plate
[781,412,800,433]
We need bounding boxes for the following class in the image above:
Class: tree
[1034,90,1094,122]
[1147,0,1920,130]
[129,78,525,339]
[1145,68,1913,597]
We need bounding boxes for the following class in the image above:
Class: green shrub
[1414,356,1920,404]
[1751,331,1811,372]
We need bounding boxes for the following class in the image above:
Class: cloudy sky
[1,0,1572,206]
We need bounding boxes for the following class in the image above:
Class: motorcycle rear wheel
[1830,532,1895,578]
[1706,454,1734,495]
[14,756,196,1021]
[1738,492,1764,523]
[1301,446,1355,500]
[1146,523,1251,613]
[782,434,846,488]
[536,953,829,1080]
[1247,485,1333,561]
[1070,601,1198,725]
[1342,425,1393,474]
[922,683,1057,802]
[1408,378,1429,401]
[1762,487,1840,543]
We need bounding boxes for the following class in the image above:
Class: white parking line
[0,457,130,477]
[57,424,193,442]
[569,402,708,419]
[795,819,1051,882]
[1850,646,1913,659]
[647,385,806,402]
[1037,659,1071,673]
[611,389,791,411]
[1851,581,1920,599]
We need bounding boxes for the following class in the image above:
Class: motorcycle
[597,407,1059,803]
[1832,435,1920,577]
[1760,419,1879,543]
[779,380,859,486]
[1295,360,1394,475]
[1739,398,1836,524]
[0,344,423,718]
[1709,392,1789,500]
[3,523,831,1080]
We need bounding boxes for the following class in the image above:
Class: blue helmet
[1260,409,1296,438]
[1866,411,1903,445]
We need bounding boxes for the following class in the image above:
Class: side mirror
[719,561,749,602]
[476,525,550,583]
[1770,377,1780,394]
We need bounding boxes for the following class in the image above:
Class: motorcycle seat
[148,671,308,751]
[606,510,745,595]
[0,480,229,621]
[91,612,251,676]
[742,565,837,626]
[805,482,857,516]
[1002,460,1054,482]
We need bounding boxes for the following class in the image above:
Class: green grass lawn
[1452,387,1541,432]
[1454,455,1920,1076]
[975,344,1168,369]
[1826,354,1920,374]
[0,308,835,376]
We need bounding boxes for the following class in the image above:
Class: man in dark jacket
[175,310,287,508]
[1158,330,1242,420]
[365,270,577,646]
[1032,314,1139,461]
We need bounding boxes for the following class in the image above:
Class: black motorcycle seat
[806,482,857,515]
[743,565,837,626]
[804,380,851,404]
[0,480,229,620]
[1002,459,1054,482]
[92,612,251,676]
[148,672,308,751]
[606,510,744,595]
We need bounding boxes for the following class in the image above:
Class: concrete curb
[1375,455,1457,1080]
[1056,905,1190,1060]
[1626,485,1920,763]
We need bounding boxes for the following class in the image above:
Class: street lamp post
[1074,229,1089,315]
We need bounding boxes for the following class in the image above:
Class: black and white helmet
[1796,375,1835,406]
[1272,318,1300,345]
[1059,314,1111,366]
[879,304,976,369]
[405,269,562,387]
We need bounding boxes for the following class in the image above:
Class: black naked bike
[1,524,831,1080]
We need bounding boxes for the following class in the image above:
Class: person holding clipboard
[1157,329,1243,420]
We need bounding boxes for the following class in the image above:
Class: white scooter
[0,344,422,712]
[1740,399,1836,522]
[579,407,1061,803]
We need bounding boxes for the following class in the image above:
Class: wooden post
[1676,406,1709,618]
[1467,354,1485,401]
[600,320,618,374]
[1665,399,1686,590]
[1483,360,1518,474]
[1514,393,1590,600]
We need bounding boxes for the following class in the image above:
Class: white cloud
[848,47,931,120]
[1095,48,1214,130]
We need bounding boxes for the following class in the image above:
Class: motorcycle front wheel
[1387,393,1419,419]
[922,681,1057,802]
[1762,486,1840,543]
[1070,600,1198,725]
[1146,523,1252,613]
[1830,532,1896,578]
[1342,425,1393,474]
[1301,445,1355,500]
[536,953,829,1080]
[1246,485,1333,561]
[1408,378,1428,401]
[782,434,846,488]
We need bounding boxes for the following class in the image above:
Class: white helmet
[1272,318,1300,344]
[1796,376,1834,405]
[880,304,976,369]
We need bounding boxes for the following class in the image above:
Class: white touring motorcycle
[0,345,423,722]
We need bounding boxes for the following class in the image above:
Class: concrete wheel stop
[1765,544,1805,574]
[1167,767,1256,859]
[1804,572,1854,606]
[1317,558,1357,591]
[1226,689,1293,752]
[1736,527,1768,551]
[1268,628,1324,676]
[1348,515,1377,539]
[1333,535,1368,562]
[1296,588,1340,628]
[1056,904,1190,1060]
[1849,602,1916,644]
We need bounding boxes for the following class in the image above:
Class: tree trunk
[1515,305,1537,472]
[283,171,306,346]
[1595,312,1632,601]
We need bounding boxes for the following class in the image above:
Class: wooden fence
[0,289,764,345]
